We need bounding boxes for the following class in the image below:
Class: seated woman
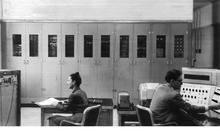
[49,72,88,126]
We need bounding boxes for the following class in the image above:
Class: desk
[179,109,220,126]
[40,98,113,126]
[117,110,139,126]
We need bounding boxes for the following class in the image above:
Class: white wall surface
[0,0,2,68]
[2,0,193,21]
[200,4,213,27]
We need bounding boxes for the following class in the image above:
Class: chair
[59,104,102,126]
[136,104,177,126]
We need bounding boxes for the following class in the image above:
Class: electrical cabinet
[0,70,20,126]
[3,23,42,103]
[2,22,191,105]
[60,23,79,97]
[114,24,134,104]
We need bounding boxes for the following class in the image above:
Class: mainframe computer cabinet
[2,22,191,104]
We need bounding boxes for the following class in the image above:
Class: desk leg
[118,114,122,126]
[41,108,44,126]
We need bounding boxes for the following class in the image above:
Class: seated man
[150,69,220,125]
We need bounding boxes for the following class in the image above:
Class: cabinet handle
[166,61,169,64]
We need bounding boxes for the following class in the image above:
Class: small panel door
[151,24,170,83]
[5,23,26,99]
[133,24,151,104]
[42,23,61,98]
[97,24,114,98]
[61,23,78,97]
[78,24,98,98]
[170,23,189,70]
[114,24,133,104]
[25,23,43,102]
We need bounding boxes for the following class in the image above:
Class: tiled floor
[20,107,118,126]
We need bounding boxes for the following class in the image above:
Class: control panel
[211,87,220,113]
[180,83,215,106]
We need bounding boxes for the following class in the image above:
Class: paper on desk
[36,98,60,107]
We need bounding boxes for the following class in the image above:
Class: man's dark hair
[70,72,82,87]
[165,69,182,83]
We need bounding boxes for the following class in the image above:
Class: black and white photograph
[0,0,220,137]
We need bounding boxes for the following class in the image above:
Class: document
[35,97,60,107]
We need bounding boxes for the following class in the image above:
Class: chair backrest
[136,104,154,126]
[81,104,102,126]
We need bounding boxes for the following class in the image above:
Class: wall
[2,0,193,21]
[0,0,2,69]
[193,0,220,69]
[193,3,214,68]
[213,0,220,69]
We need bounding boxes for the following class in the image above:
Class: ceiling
[194,0,216,9]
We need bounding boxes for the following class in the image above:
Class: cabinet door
[170,23,189,70]
[97,109,113,126]
[61,23,79,97]
[78,24,98,98]
[42,23,61,98]
[96,24,114,99]
[133,24,151,104]
[5,23,26,100]
[0,85,18,126]
[25,23,43,102]
[114,24,133,104]
[151,24,170,83]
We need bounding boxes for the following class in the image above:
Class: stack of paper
[35,98,60,107]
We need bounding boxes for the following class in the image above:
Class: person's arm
[170,94,206,113]
[207,104,220,111]
[56,94,75,111]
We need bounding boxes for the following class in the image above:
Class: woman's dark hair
[165,69,182,83]
[70,72,82,87]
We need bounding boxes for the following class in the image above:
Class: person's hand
[214,103,220,109]
[208,103,220,110]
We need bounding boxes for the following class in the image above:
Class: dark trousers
[48,113,83,126]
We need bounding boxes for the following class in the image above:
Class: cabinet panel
[42,23,61,97]
[151,24,170,83]
[78,24,98,98]
[97,24,114,99]
[170,23,189,70]
[25,23,42,102]
[97,109,113,126]
[114,24,133,104]
[133,24,151,104]
[5,23,26,100]
[61,23,79,97]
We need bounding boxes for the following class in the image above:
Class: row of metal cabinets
[2,22,191,104]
